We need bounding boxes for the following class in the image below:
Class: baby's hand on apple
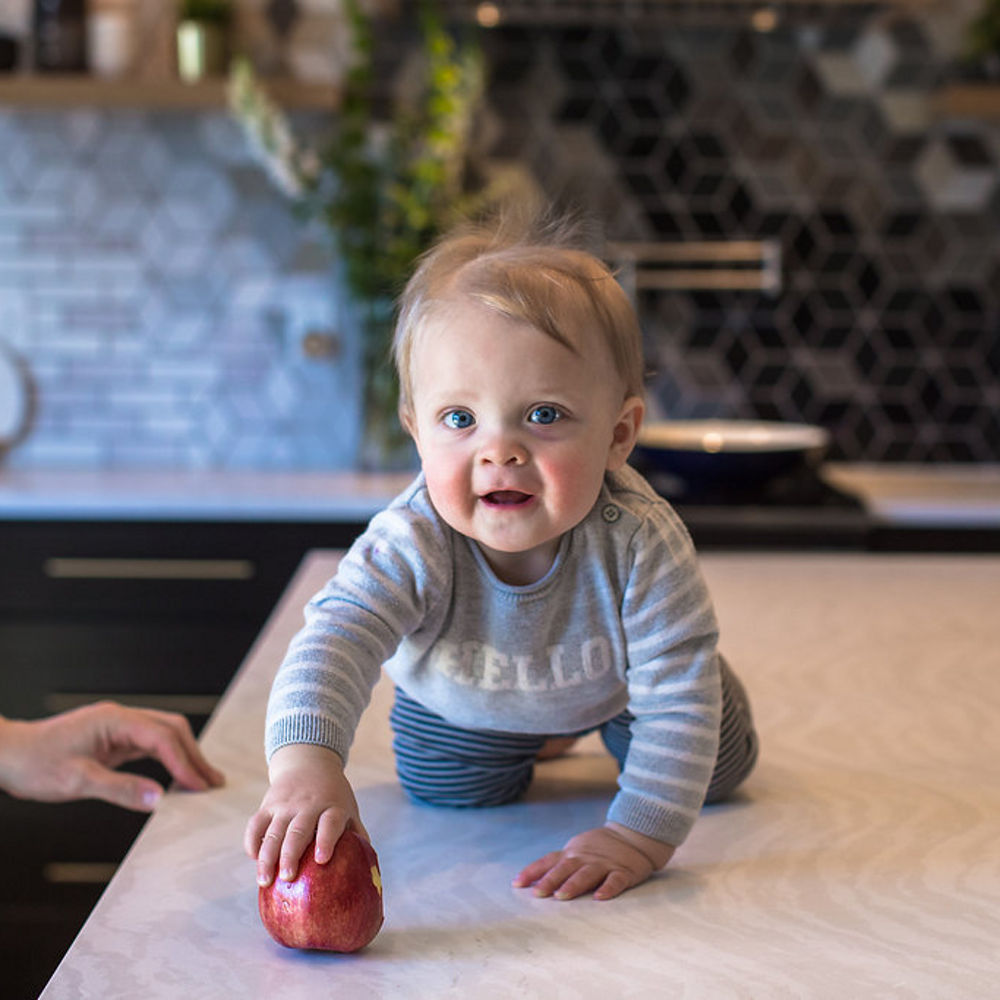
[512,823,675,901]
[244,744,367,888]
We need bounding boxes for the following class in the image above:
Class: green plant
[179,0,232,25]
[315,0,485,306]
[229,0,529,464]
[964,0,1000,62]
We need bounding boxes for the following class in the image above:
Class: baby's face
[403,295,642,585]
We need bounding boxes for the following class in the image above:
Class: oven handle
[607,239,782,295]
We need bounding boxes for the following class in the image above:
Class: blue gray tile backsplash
[0,110,363,468]
[1,3,998,469]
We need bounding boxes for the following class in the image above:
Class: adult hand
[0,701,225,811]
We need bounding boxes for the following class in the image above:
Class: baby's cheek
[423,468,472,528]
[547,459,603,516]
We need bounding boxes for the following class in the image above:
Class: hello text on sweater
[428,637,616,692]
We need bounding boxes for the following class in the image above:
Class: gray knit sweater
[265,463,722,846]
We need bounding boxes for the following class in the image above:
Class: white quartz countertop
[41,550,1000,998]
[1,462,999,525]
[823,462,1000,526]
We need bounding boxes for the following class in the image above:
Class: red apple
[258,830,384,952]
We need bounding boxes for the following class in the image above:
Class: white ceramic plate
[0,343,29,449]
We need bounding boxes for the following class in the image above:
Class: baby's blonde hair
[393,213,645,419]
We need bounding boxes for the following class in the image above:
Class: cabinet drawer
[0,795,151,1000]
[0,619,259,720]
[1,797,146,891]
[1,522,283,618]
[0,520,360,617]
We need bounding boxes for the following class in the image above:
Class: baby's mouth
[482,490,533,507]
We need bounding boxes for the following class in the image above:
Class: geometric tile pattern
[479,10,1000,462]
[0,110,362,469]
[1,5,999,468]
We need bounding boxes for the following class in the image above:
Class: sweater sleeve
[605,505,722,846]
[264,498,448,763]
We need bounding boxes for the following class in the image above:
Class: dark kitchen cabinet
[0,517,364,1000]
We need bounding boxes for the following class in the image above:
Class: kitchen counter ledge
[0,469,415,522]
[1,462,999,527]
[41,550,1000,998]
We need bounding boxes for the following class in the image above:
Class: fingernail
[257,870,271,887]
[142,788,161,809]
[280,868,294,882]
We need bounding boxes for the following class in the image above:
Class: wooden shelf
[0,75,340,111]
[934,84,1000,119]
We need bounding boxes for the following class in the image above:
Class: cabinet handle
[43,557,256,580]
[607,239,782,294]
[44,862,119,885]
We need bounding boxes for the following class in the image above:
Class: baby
[246,216,758,901]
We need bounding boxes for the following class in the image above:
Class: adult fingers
[115,710,224,791]
[73,758,165,812]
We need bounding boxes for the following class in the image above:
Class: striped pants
[389,656,759,810]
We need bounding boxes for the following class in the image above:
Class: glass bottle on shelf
[88,0,134,78]
[33,0,87,72]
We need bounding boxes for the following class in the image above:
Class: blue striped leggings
[389,656,758,810]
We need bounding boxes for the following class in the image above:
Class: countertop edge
[0,463,998,527]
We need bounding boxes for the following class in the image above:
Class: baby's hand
[244,744,367,888]
[512,822,675,901]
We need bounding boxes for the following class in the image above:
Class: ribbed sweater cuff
[265,714,352,764]
[606,790,695,846]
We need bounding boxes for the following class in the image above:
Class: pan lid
[637,420,829,454]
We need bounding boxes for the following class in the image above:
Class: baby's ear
[398,403,416,440]
[606,396,644,471]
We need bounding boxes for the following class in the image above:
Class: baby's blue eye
[529,405,561,425]
[444,409,475,429]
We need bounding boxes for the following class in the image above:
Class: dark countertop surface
[1,463,998,550]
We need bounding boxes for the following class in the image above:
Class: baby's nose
[479,430,527,466]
